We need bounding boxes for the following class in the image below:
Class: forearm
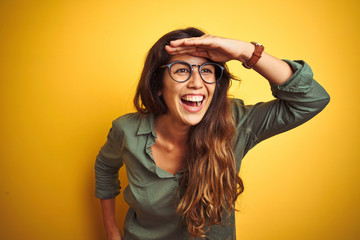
[101,198,122,240]
[237,41,294,85]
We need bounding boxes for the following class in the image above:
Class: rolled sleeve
[271,60,314,95]
[232,60,330,148]
[271,60,330,105]
[95,120,124,199]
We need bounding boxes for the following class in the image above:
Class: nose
[187,66,203,89]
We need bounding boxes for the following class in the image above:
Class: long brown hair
[134,27,244,238]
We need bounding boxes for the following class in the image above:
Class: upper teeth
[182,95,204,102]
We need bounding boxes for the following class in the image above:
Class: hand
[107,227,122,240]
[165,35,252,63]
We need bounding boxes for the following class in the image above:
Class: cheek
[207,86,219,108]
[207,85,216,100]
[161,84,179,106]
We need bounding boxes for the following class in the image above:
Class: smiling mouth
[181,95,204,108]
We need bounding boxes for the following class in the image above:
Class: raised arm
[165,34,330,150]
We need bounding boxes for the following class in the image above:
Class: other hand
[107,227,123,240]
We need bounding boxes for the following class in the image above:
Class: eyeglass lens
[169,62,222,83]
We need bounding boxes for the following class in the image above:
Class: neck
[155,114,190,145]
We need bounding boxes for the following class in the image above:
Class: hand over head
[165,34,247,63]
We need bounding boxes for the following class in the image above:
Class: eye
[201,67,214,74]
[175,68,189,74]
[171,62,191,75]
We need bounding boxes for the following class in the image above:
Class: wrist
[106,226,122,240]
[237,41,255,63]
[242,42,265,69]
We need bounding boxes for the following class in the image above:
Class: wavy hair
[134,27,244,238]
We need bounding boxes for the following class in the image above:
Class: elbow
[308,79,331,113]
[309,92,330,116]
[325,92,331,105]
[318,91,330,112]
[293,91,330,119]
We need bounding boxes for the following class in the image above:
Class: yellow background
[1,0,359,239]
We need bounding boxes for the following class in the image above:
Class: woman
[95,27,330,240]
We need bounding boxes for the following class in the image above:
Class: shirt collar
[137,113,157,138]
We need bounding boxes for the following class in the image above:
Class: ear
[158,91,162,96]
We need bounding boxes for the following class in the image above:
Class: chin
[181,115,205,126]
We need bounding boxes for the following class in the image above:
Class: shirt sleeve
[232,60,330,152]
[95,120,124,199]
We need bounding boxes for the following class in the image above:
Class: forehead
[169,54,208,65]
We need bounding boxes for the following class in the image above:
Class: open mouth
[181,95,204,108]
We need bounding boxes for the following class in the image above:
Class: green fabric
[95,60,330,240]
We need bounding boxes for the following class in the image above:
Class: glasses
[161,61,225,84]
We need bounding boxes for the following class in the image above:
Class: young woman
[95,27,330,240]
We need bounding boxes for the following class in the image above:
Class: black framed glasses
[160,61,225,84]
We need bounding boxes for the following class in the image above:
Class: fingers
[165,45,197,54]
[166,35,217,55]
[169,39,187,47]
[165,45,209,57]
[169,35,219,48]
[165,35,244,62]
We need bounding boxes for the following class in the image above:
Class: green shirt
[95,60,330,240]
